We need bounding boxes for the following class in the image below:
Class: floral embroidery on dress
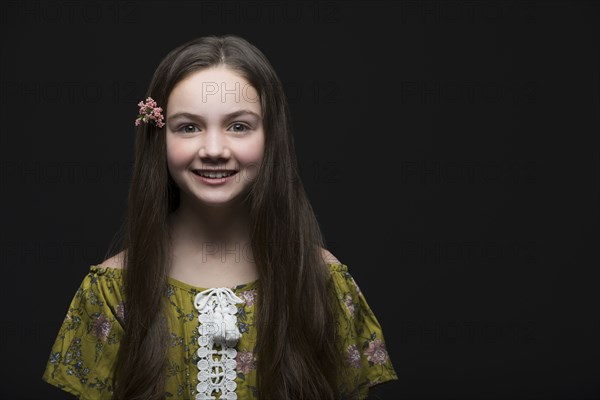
[330,264,399,397]
[363,338,389,365]
[238,288,257,307]
[344,293,356,316]
[115,301,126,324]
[346,344,362,368]
[235,350,256,375]
[91,314,111,342]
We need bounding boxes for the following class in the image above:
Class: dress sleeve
[42,266,126,400]
[328,263,399,399]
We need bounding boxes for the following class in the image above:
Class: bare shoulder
[320,247,342,265]
[99,250,126,269]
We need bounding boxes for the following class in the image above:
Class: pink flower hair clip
[135,97,165,128]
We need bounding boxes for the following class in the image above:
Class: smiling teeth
[197,171,235,178]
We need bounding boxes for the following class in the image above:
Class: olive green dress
[42,263,398,399]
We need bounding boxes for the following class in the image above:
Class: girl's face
[165,66,265,208]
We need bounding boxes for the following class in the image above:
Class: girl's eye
[178,124,199,134]
[229,122,251,133]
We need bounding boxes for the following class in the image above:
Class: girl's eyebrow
[168,109,261,121]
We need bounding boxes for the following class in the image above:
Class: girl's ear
[321,247,341,265]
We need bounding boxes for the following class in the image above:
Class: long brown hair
[109,35,346,399]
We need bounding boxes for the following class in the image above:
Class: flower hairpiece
[135,97,165,128]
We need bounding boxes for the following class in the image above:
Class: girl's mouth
[192,170,239,184]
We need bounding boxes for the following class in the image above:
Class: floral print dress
[42,263,398,399]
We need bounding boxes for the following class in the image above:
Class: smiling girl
[42,35,398,400]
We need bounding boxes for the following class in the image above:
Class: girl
[42,34,398,400]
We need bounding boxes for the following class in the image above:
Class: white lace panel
[193,287,245,400]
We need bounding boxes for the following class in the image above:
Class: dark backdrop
[1,1,598,399]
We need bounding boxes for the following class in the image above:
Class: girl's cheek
[237,137,265,180]
[240,135,265,162]
[167,140,194,168]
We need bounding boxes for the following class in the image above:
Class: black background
[1,1,599,399]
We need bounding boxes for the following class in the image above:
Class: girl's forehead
[168,67,260,112]
[174,67,254,93]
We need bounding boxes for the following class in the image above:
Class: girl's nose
[199,129,230,159]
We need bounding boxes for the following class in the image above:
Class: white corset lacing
[193,287,245,400]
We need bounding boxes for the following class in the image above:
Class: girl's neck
[167,200,251,260]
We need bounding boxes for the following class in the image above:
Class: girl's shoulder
[88,248,345,283]
[86,251,127,284]
[321,247,342,265]
[321,248,351,278]
[98,250,126,269]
